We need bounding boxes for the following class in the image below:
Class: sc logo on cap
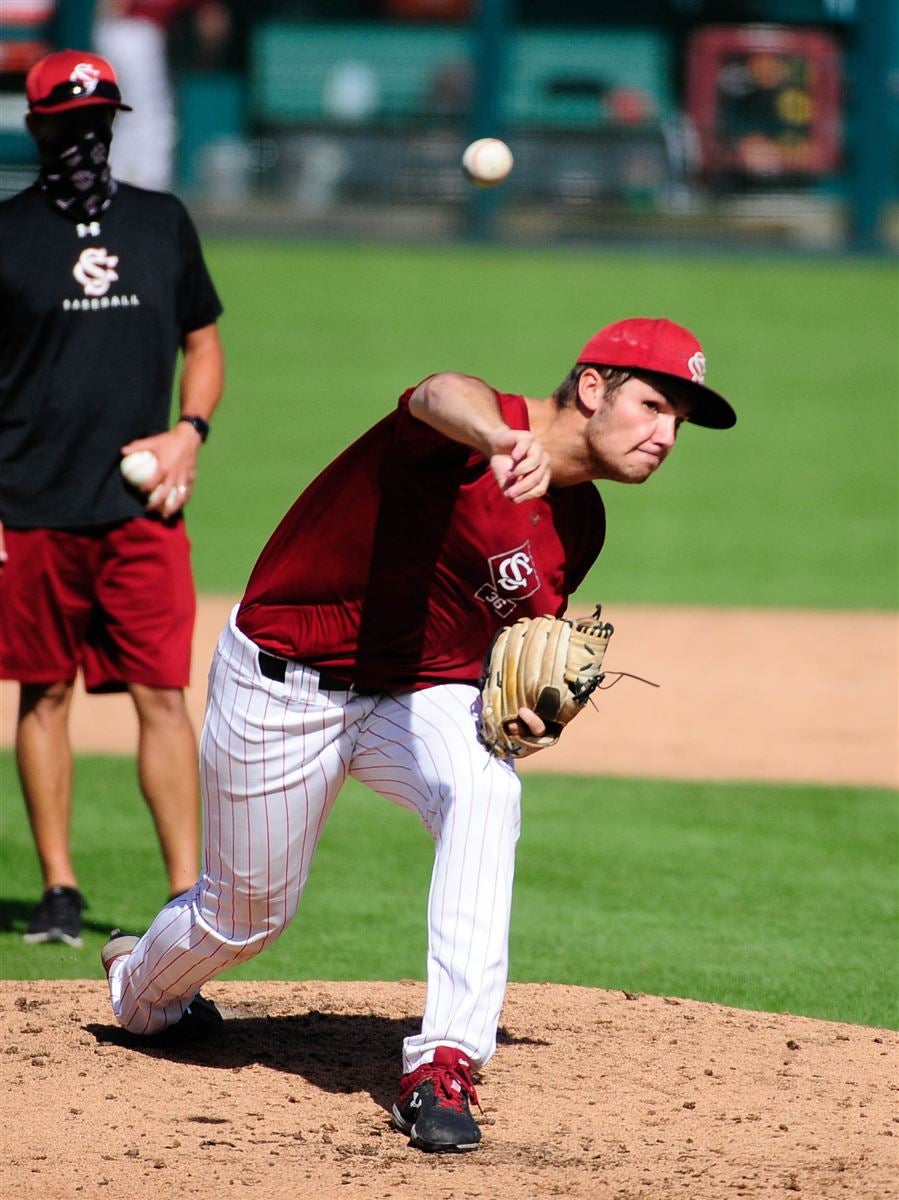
[688,351,706,384]
[70,62,101,96]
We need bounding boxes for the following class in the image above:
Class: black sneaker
[100,929,224,1045]
[392,1045,483,1152]
[23,886,86,947]
[157,993,224,1044]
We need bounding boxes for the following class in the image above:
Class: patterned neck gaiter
[38,123,114,221]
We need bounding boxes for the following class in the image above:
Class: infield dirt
[1,600,896,1199]
[2,979,896,1200]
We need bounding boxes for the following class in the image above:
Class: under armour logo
[687,351,706,383]
[76,222,101,239]
[73,246,119,297]
[409,1093,422,1109]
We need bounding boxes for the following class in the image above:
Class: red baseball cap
[26,50,133,114]
[577,317,736,429]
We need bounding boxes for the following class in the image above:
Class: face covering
[37,118,114,221]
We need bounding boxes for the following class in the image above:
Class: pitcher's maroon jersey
[236,389,605,690]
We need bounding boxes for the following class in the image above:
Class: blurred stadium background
[1,0,896,254]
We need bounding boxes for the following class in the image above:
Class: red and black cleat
[391,1045,483,1152]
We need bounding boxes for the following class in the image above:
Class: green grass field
[1,243,896,1027]
[0,754,895,1029]
[189,242,898,606]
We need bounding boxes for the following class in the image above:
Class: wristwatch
[178,414,210,442]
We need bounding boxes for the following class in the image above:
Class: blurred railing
[1,4,896,252]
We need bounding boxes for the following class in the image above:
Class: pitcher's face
[586,375,688,483]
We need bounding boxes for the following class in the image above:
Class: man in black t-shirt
[0,49,225,948]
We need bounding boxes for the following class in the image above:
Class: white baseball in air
[120,449,158,489]
[462,137,513,187]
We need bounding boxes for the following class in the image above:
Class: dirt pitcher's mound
[1,980,894,1200]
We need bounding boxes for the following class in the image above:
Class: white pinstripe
[109,606,521,1070]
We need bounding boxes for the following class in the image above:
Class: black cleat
[155,993,224,1044]
[100,928,223,1044]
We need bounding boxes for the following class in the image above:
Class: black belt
[257,649,376,694]
[257,650,289,683]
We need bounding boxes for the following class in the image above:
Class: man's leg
[17,680,87,947]
[109,613,356,1036]
[353,684,522,1072]
[17,681,78,889]
[128,682,200,898]
[352,684,520,1152]
[2,526,99,945]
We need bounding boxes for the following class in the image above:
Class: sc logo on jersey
[73,246,119,297]
[476,540,541,615]
[490,542,539,595]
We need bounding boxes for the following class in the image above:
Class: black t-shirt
[0,182,223,528]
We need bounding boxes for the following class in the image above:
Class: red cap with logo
[577,317,736,429]
[26,50,133,115]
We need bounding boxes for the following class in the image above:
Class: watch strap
[178,415,210,442]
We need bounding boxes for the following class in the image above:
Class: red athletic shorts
[0,518,196,692]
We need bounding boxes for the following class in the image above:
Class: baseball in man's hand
[120,449,158,489]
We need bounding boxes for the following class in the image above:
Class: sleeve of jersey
[174,199,224,334]
[395,385,526,474]
[395,384,488,473]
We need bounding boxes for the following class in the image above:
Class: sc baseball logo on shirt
[475,540,541,617]
[62,245,141,311]
[74,246,118,296]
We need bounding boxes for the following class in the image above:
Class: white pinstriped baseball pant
[108,606,522,1072]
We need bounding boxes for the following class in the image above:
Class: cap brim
[29,97,133,114]
[637,370,736,430]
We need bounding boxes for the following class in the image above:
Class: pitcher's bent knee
[195,881,296,960]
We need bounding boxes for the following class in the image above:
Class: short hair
[552,365,632,408]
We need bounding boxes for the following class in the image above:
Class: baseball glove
[478,605,614,759]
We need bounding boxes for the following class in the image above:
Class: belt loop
[258,650,287,684]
